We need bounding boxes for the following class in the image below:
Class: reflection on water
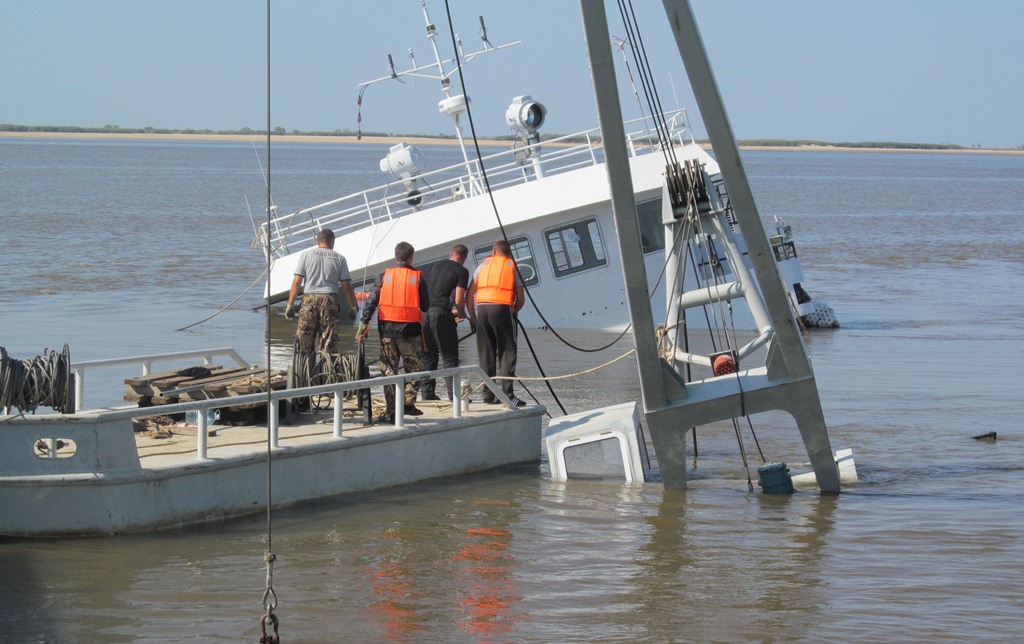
[1,142,1023,641]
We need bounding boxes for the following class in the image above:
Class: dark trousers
[476,304,517,401]
[421,308,461,398]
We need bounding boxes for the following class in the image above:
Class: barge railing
[71,347,250,412]
[9,353,517,464]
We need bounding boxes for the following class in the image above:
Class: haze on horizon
[2,0,1021,149]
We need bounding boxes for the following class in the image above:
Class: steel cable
[0,345,74,414]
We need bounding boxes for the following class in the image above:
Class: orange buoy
[713,354,737,376]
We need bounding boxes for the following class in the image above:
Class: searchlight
[506,96,547,178]
[380,143,424,208]
[505,95,546,137]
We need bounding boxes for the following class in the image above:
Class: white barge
[0,348,542,537]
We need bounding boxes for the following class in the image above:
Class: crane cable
[259,2,280,643]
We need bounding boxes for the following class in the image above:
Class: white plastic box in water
[545,401,650,482]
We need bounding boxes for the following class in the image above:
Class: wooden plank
[148,366,252,391]
[141,370,286,406]
[205,370,287,395]
[127,366,251,397]
[125,366,231,396]
[170,366,269,391]
[124,365,223,387]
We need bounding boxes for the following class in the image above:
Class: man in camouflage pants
[285,229,359,354]
[357,241,430,422]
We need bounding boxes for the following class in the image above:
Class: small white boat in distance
[256,3,837,332]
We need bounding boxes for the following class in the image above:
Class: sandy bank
[0,131,509,147]
[2,131,1020,155]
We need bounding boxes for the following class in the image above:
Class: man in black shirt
[420,244,470,401]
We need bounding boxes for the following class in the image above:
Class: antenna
[355,3,521,171]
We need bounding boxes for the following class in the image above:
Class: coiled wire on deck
[0,345,75,414]
[291,344,359,410]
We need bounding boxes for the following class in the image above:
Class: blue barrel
[757,462,794,494]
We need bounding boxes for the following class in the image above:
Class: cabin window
[636,199,665,254]
[545,218,607,277]
[473,237,539,286]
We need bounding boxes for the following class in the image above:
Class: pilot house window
[546,218,607,277]
[635,199,665,254]
[474,236,539,286]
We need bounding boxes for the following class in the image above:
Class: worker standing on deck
[467,240,526,406]
[357,241,430,421]
[420,244,470,402]
[285,229,359,354]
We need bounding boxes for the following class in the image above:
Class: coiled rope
[0,345,75,414]
[291,347,359,410]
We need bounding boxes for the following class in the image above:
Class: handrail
[46,364,522,461]
[258,109,692,257]
[71,347,250,412]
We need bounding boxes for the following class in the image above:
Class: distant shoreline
[2,130,1021,155]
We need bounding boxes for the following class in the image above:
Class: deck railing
[71,347,250,412]
[258,109,693,257]
[58,347,518,461]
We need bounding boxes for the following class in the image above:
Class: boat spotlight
[505,95,546,137]
[506,96,547,178]
[380,143,424,208]
[380,142,423,181]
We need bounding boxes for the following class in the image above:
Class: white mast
[357,1,520,187]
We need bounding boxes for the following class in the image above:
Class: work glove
[284,304,296,320]
[348,307,357,321]
[469,319,477,334]
[356,322,369,340]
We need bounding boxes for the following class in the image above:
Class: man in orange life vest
[357,241,430,421]
[467,240,527,406]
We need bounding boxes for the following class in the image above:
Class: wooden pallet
[124,365,286,409]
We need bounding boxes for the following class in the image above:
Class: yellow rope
[493,348,636,382]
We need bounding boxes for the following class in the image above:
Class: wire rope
[0,345,74,414]
[259,2,280,641]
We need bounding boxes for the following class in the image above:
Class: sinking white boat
[257,3,837,332]
[0,348,542,537]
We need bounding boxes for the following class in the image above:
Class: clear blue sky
[3,0,1021,148]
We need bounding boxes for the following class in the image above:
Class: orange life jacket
[378,266,422,323]
[476,257,516,305]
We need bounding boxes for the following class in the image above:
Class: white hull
[264,141,836,331]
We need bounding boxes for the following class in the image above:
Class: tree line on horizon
[4,123,1012,151]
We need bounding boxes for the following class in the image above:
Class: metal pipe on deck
[452,372,463,419]
[197,414,208,459]
[671,349,712,368]
[333,393,344,438]
[269,402,279,448]
[678,281,745,310]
